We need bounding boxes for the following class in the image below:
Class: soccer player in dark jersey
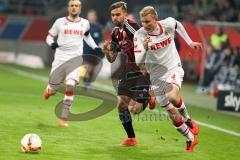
[103,1,155,146]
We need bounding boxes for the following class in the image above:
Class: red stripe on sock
[184,129,190,136]
[174,116,184,127]
[65,91,73,96]
[177,97,183,108]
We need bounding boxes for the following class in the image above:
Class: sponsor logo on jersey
[150,37,172,50]
[64,29,83,36]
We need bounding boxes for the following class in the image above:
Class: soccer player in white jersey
[134,6,202,152]
[44,0,102,127]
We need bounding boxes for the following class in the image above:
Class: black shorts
[116,72,151,104]
[82,54,102,65]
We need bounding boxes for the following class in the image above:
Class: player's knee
[167,94,178,105]
[66,79,77,87]
[128,102,143,114]
[117,102,128,112]
[166,89,179,105]
[117,97,130,111]
[65,80,76,92]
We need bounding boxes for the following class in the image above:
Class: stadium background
[0,0,239,160]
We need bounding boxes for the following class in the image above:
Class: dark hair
[109,1,127,12]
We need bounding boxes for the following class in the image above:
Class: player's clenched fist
[103,41,110,54]
[189,42,202,51]
[143,37,150,51]
[102,41,117,63]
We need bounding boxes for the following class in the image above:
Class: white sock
[61,94,74,120]
[177,98,190,121]
[176,123,194,141]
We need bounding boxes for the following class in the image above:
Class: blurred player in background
[134,6,202,152]
[103,1,155,146]
[82,9,104,90]
[44,0,102,126]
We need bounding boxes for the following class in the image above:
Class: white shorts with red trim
[48,59,80,90]
[151,66,184,106]
[65,67,80,85]
[161,66,184,89]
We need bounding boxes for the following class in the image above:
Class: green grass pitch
[0,63,239,160]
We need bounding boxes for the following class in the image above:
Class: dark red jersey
[111,19,140,73]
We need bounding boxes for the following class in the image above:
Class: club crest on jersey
[150,37,172,50]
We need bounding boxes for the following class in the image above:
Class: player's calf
[174,97,200,135]
[162,103,198,152]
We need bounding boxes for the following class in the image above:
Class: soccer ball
[21,133,42,152]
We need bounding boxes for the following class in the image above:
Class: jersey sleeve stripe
[134,50,142,53]
[125,22,137,35]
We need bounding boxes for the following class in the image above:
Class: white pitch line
[1,65,240,137]
[150,109,240,137]
[195,120,240,137]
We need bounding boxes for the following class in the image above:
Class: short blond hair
[68,0,81,6]
[139,6,158,20]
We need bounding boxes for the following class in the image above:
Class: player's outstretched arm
[189,42,202,51]
[175,20,202,52]
[175,20,193,45]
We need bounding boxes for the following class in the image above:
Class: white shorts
[160,66,184,88]
[150,66,184,106]
[48,59,80,90]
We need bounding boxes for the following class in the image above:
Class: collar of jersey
[66,16,81,23]
[147,22,163,36]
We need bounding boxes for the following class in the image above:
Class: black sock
[119,110,135,138]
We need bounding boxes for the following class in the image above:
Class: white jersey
[134,17,193,71]
[47,16,97,62]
